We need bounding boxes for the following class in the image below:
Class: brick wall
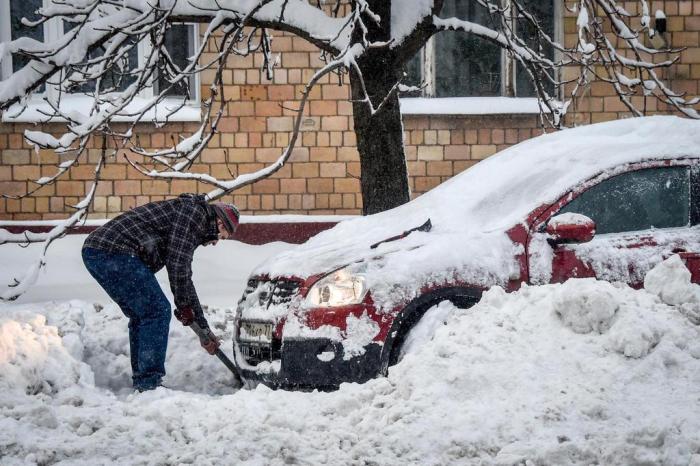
[1,1,698,220]
[561,1,700,125]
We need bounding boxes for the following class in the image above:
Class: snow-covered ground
[2,236,700,465]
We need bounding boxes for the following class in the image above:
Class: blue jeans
[82,247,171,390]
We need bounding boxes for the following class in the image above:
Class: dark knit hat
[211,202,240,234]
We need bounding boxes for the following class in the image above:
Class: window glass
[403,52,423,97]
[10,0,44,73]
[404,0,557,99]
[515,0,555,97]
[156,23,196,98]
[63,20,138,94]
[435,0,501,97]
[558,167,690,234]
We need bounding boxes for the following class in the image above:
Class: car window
[558,166,690,234]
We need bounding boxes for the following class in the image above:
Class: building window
[405,0,559,99]
[156,23,198,99]
[9,0,45,74]
[0,0,199,120]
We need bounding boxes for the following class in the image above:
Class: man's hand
[174,307,194,326]
[177,309,220,354]
[197,326,221,355]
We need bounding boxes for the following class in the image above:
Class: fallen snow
[340,311,381,360]
[645,254,700,306]
[549,212,594,227]
[546,225,700,285]
[2,234,700,464]
[400,97,543,115]
[0,214,355,229]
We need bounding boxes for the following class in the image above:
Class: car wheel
[382,289,480,371]
[396,300,456,362]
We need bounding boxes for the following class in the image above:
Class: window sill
[2,95,202,124]
[399,97,544,116]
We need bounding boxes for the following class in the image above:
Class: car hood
[254,225,522,311]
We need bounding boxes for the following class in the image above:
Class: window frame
[0,1,9,81]
[691,165,700,226]
[400,0,563,115]
[0,2,201,123]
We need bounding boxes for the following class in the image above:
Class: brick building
[1,1,699,220]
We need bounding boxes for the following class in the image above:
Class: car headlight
[305,268,367,308]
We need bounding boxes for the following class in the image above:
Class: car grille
[238,278,301,365]
[240,278,300,308]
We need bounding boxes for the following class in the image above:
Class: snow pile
[398,299,454,359]
[389,276,700,463]
[0,312,93,399]
[0,301,240,398]
[552,279,618,334]
[1,256,700,464]
[645,254,700,325]
[645,254,700,306]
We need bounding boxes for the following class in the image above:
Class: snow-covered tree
[1,0,698,300]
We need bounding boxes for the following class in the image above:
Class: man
[81,193,240,391]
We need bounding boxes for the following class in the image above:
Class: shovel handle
[190,322,242,384]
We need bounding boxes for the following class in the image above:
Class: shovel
[190,321,242,385]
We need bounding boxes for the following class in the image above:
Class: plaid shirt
[83,194,218,316]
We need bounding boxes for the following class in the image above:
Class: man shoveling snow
[81,194,239,391]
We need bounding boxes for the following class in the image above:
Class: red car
[232,116,700,389]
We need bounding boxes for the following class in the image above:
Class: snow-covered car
[232,116,700,389]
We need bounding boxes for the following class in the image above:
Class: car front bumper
[234,337,384,389]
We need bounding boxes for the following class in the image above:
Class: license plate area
[240,321,274,341]
[238,338,281,365]
[240,343,268,361]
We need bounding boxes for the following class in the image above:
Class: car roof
[257,116,700,280]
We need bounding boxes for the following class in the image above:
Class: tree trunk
[350,58,410,216]
[349,0,410,215]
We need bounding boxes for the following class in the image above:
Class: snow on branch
[432,0,699,125]
[125,3,368,200]
[563,0,698,118]
[0,0,374,301]
[0,136,108,301]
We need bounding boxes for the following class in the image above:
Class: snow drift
[2,256,700,465]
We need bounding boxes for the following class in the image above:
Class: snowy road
[2,238,700,465]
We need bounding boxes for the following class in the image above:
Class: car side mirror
[546,213,596,244]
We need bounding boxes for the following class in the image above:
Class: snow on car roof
[414,115,700,231]
[256,116,700,284]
